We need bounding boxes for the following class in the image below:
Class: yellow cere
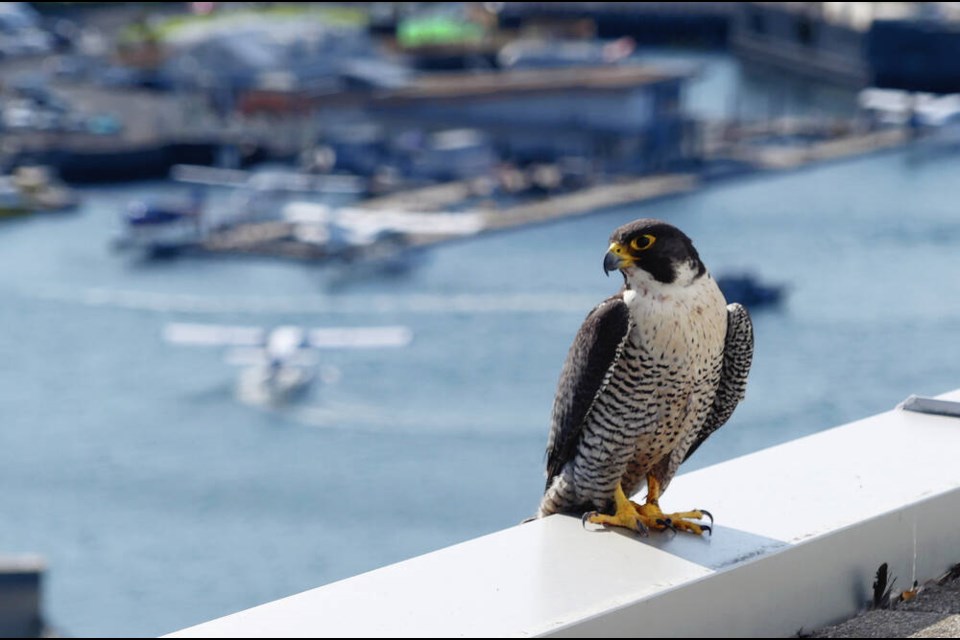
[607,241,631,258]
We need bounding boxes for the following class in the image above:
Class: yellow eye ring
[630,234,656,251]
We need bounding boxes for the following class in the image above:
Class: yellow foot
[583,502,649,535]
[582,483,713,536]
[631,501,713,536]
[582,482,651,535]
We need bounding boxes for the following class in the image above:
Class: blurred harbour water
[3,52,960,637]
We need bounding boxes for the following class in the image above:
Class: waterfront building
[366,65,699,175]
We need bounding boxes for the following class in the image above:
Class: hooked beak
[603,242,632,276]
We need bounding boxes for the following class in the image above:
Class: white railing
[166,389,960,638]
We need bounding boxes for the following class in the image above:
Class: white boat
[112,190,206,258]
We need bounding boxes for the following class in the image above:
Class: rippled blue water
[3,55,960,637]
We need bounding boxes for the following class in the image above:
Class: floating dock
[197,119,911,261]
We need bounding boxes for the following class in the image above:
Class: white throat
[621,261,718,311]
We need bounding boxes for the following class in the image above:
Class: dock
[717,125,909,171]
[196,119,911,261]
[196,172,700,259]
[356,180,479,213]
[356,172,698,229]
[480,173,698,231]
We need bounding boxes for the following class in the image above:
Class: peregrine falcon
[537,218,754,535]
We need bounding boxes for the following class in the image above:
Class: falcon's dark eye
[629,234,656,252]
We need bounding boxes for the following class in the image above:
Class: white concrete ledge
[167,389,960,638]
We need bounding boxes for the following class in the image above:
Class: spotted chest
[607,278,728,467]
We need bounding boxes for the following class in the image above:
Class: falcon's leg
[630,474,713,536]
[584,483,649,535]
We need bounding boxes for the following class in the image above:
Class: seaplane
[112,164,367,259]
[171,163,488,255]
[168,163,368,197]
[281,200,486,264]
[117,163,487,268]
[163,322,413,406]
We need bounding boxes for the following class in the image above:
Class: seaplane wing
[248,171,365,195]
[170,165,365,194]
[307,326,413,349]
[164,323,413,350]
[282,201,486,237]
[163,322,266,347]
[170,164,250,187]
[336,207,486,236]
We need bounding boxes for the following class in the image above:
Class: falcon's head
[603,218,706,286]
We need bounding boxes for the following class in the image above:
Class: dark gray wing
[683,302,754,463]
[544,295,631,491]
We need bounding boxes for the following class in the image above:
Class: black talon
[699,509,714,527]
[656,518,677,534]
[702,524,712,537]
[581,511,599,529]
